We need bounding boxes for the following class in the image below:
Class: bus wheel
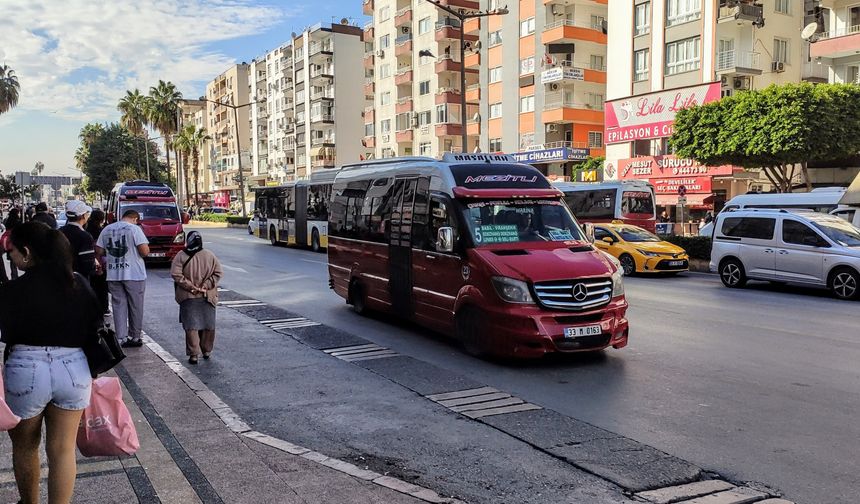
[349,280,368,315]
[457,307,488,358]
[311,228,321,252]
[269,226,278,246]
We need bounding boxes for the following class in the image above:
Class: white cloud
[0,0,286,122]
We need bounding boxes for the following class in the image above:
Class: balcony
[363,23,374,42]
[714,50,762,75]
[802,61,829,83]
[465,84,480,102]
[543,94,604,124]
[364,80,375,98]
[363,136,376,149]
[435,89,462,105]
[463,17,480,35]
[464,51,480,69]
[311,135,336,146]
[436,57,477,74]
[435,123,463,137]
[395,66,413,86]
[396,98,413,114]
[467,122,480,136]
[718,3,763,23]
[312,157,337,168]
[396,130,414,143]
[395,7,412,27]
[811,25,860,59]
[309,42,333,58]
[310,113,335,124]
[436,25,479,43]
[364,106,375,123]
[543,19,606,45]
[395,37,412,57]
[363,0,373,16]
[311,88,335,101]
[437,0,478,10]
[310,65,334,79]
[364,53,375,69]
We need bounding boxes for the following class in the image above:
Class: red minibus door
[389,179,416,316]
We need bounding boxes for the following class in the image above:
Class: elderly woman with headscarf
[170,231,223,364]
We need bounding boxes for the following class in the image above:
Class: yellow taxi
[593,223,689,275]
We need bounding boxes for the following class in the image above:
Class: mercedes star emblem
[571,283,589,301]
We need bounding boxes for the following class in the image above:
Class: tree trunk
[193,148,200,208]
[801,161,813,192]
[165,142,172,189]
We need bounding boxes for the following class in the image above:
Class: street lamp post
[423,0,508,152]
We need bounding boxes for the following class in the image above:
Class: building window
[489,138,502,152]
[634,49,649,81]
[436,104,448,123]
[519,56,535,75]
[773,38,789,64]
[380,64,391,78]
[489,102,502,118]
[520,17,535,36]
[520,95,535,113]
[418,17,431,34]
[489,66,503,83]
[489,0,500,10]
[380,34,390,49]
[488,30,502,47]
[665,36,700,75]
[419,80,431,95]
[381,119,391,134]
[587,131,603,148]
[634,2,651,36]
[774,0,790,14]
[381,91,391,105]
[590,15,605,31]
[590,55,605,71]
[519,132,534,150]
[418,110,432,125]
[379,6,390,20]
[586,93,604,110]
[666,0,701,26]
[419,142,432,156]
[364,123,375,136]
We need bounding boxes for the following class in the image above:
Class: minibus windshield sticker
[548,229,574,241]
[122,188,172,197]
[466,199,562,208]
[474,225,520,244]
[451,165,553,189]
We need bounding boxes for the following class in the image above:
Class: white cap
[65,200,92,218]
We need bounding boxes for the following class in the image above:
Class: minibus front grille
[532,278,612,311]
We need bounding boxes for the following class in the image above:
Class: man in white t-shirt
[96,209,150,347]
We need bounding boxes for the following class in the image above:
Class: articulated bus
[554,180,657,232]
[250,171,336,252]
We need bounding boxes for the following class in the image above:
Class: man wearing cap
[31,202,57,229]
[60,200,96,278]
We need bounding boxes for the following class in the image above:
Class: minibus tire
[349,280,368,315]
[311,229,321,252]
[457,307,487,357]
[829,267,859,300]
[719,258,747,288]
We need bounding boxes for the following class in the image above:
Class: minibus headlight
[174,232,186,244]
[491,277,534,304]
[611,269,625,298]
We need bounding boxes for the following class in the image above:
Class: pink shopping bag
[0,367,22,431]
[77,377,139,457]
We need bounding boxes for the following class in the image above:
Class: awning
[840,173,860,206]
[309,146,324,157]
[656,193,711,206]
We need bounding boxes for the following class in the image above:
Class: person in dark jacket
[30,202,57,229]
[2,208,22,280]
[85,208,110,313]
[59,200,96,279]
[0,222,101,504]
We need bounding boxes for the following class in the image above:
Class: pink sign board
[213,191,230,208]
[604,83,722,144]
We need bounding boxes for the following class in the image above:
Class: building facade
[810,1,860,84]
[178,100,212,206]
[205,64,252,209]
[248,58,270,186]
[605,0,808,212]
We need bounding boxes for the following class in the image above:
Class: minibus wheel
[457,307,487,357]
[349,280,368,315]
[311,228,321,252]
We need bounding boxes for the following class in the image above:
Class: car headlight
[611,269,625,298]
[636,249,659,257]
[174,232,186,243]
[491,276,534,304]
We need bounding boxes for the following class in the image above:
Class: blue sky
[0,0,366,177]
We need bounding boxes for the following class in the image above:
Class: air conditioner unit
[733,76,750,90]
[720,75,728,85]
[401,26,410,34]
[382,134,390,142]
[549,83,560,91]
[376,50,385,58]
[546,124,558,133]
[771,61,785,73]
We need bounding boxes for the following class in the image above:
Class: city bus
[328,153,629,359]
[250,170,335,251]
[554,180,657,232]
[106,181,189,262]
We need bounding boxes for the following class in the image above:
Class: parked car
[593,223,689,275]
[710,209,860,300]
[199,206,229,214]
[56,211,67,227]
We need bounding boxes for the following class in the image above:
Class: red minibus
[555,180,657,232]
[106,181,189,262]
[328,153,629,358]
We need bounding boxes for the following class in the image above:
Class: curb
[139,332,465,504]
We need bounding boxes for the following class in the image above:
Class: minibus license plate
[149,252,166,258]
[668,260,685,266]
[564,325,602,338]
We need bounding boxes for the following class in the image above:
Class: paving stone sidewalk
[0,340,431,504]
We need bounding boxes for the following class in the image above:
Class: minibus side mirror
[584,223,595,243]
[437,227,454,253]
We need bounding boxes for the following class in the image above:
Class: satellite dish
[291,32,297,39]
[801,22,818,41]
[340,17,349,24]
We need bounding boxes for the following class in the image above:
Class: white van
[699,187,849,236]
[710,209,860,300]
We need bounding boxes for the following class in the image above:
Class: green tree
[670,83,860,192]
[77,123,170,194]
[118,88,151,173]
[0,64,20,115]
[174,124,210,206]
[571,156,605,181]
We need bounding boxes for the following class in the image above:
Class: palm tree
[117,89,149,137]
[0,64,21,115]
[173,125,193,206]
[146,81,183,186]
[180,125,210,207]
[79,123,105,147]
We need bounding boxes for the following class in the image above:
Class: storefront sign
[540,67,585,84]
[651,176,712,195]
[512,147,590,164]
[575,168,604,183]
[604,82,722,144]
[618,155,736,179]
[213,191,230,207]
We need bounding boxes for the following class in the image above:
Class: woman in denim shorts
[0,222,101,504]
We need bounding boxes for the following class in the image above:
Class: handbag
[77,377,139,456]
[83,326,126,378]
[0,366,21,431]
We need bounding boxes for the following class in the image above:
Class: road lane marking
[322,344,399,362]
[222,264,248,273]
[426,386,542,418]
[260,317,321,330]
[300,258,328,265]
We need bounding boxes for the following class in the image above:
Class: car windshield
[617,226,661,242]
[462,199,585,246]
[121,204,180,221]
[811,219,860,247]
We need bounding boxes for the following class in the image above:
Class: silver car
[710,209,860,300]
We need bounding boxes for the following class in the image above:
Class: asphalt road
[178,227,858,504]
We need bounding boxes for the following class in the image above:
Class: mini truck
[106,181,189,262]
[327,153,629,358]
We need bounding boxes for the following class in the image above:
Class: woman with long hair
[3,208,22,280]
[0,222,101,504]
[85,209,110,314]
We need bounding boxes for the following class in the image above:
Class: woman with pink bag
[0,222,102,504]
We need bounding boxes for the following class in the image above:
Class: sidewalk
[0,337,448,504]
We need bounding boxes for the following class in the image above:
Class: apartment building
[205,64,252,209]
[248,58,270,186]
[364,0,482,159]
[605,0,807,211]
[810,1,860,84]
[178,100,212,206]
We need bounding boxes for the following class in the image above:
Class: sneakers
[188,356,198,365]
[121,338,144,348]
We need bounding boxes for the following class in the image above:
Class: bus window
[564,189,616,219]
[621,191,655,217]
[307,184,331,221]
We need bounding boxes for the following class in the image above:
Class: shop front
[512,146,590,181]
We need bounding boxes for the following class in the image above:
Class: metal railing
[715,50,761,71]
[818,24,860,41]
[548,59,606,72]
[311,135,336,145]
[544,19,603,31]
[395,6,411,17]
[802,61,829,80]
[310,66,334,78]
[396,65,413,75]
[543,93,602,111]
[395,34,412,45]
[667,10,702,27]
[310,114,334,123]
[523,141,588,151]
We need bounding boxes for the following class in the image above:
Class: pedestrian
[171,231,222,364]
[95,209,149,348]
[3,208,22,280]
[704,211,714,224]
[0,222,102,504]
[59,200,96,279]
[30,202,57,229]
[85,208,110,314]
[659,210,671,223]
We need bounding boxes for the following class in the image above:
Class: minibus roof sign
[442,153,515,163]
